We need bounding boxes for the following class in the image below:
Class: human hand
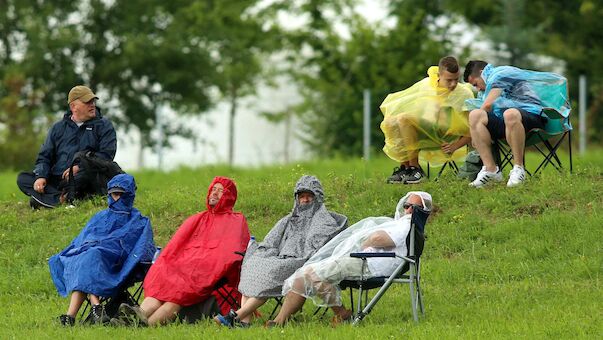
[441,142,455,154]
[34,178,47,193]
[62,165,80,180]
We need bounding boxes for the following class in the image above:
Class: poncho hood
[206,176,237,213]
[107,173,136,213]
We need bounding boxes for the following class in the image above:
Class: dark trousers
[17,170,88,206]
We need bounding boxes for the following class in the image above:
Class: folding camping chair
[338,205,430,325]
[267,211,349,319]
[79,260,153,324]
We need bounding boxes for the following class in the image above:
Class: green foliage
[274,0,449,157]
[445,0,603,143]
[0,151,602,337]
[0,0,278,170]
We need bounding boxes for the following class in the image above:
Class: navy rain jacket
[33,108,117,179]
[48,174,155,297]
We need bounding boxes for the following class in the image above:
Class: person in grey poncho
[214,175,347,327]
[268,191,432,326]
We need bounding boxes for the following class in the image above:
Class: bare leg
[469,109,497,171]
[331,305,352,319]
[398,116,419,166]
[235,296,267,323]
[147,302,181,326]
[503,109,525,167]
[140,297,163,318]
[272,291,306,325]
[66,291,86,317]
[89,294,101,305]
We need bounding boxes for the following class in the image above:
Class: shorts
[486,109,547,140]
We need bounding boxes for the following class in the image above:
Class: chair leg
[568,130,573,173]
[409,267,418,323]
[269,297,283,319]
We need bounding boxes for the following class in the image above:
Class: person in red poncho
[116,176,250,326]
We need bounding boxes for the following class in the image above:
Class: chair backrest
[406,207,430,259]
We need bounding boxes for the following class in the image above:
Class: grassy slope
[0,151,601,339]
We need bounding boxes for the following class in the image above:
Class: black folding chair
[338,206,429,325]
[79,261,152,324]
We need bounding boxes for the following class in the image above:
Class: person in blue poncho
[463,60,570,188]
[48,174,155,326]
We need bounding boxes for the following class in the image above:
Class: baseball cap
[68,85,99,104]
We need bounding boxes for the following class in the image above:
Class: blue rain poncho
[48,174,155,297]
[465,64,571,129]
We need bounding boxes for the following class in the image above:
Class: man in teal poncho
[463,60,570,188]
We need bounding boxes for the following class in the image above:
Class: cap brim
[108,187,126,194]
[79,93,99,103]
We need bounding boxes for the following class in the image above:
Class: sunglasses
[403,203,414,209]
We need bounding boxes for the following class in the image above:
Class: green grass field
[0,151,601,339]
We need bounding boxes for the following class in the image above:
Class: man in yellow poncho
[380,56,475,184]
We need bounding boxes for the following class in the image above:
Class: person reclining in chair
[380,56,474,184]
[115,176,250,327]
[266,191,432,327]
[48,174,155,326]
[214,175,347,328]
[464,60,571,188]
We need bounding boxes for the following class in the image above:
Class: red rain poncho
[143,177,250,313]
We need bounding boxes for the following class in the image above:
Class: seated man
[116,176,250,326]
[17,85,117,209]
[267,191,432,326]
[464,60,571,187]
[214,175,347,327]
[48,174,155,326]
[380,56,474,184]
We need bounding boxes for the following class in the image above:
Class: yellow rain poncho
[380,66,475,166]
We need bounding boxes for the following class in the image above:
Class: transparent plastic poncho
[380,66,475,166]
[465,64,571,130]
[281,192,432,307]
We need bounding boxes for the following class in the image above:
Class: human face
[208,183,224,207]
[438,69,460,92]
[403,194,423,213]
[468,74,486,91]
[110,192,122,202]
[70,98,97,122]
[297,191,315,205]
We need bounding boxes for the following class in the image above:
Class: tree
[272,0,448,156]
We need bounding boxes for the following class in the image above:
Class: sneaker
[403,166,425,184]
[214,309,238,328]
[507,165,526,187]
[30,192,57,209]
[91,304,110,325]
[386,166,407,184]
[118,303,148,326]
[59,314,75,327]
[469,166,503,188]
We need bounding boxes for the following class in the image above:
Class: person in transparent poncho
[268,191,432,326]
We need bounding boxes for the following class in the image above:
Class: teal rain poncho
[465,64,571,129]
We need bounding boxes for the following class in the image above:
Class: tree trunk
[228,89,238,166]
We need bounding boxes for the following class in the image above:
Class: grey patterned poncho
[238,175,347,298]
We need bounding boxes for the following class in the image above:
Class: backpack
[65,151,124,202]
[457,150,483,181]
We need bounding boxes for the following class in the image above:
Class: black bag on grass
[65,151,124,202]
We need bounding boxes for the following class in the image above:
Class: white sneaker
[470,166,503,188]
[507,165,526,187]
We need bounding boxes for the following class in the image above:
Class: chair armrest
[350,252,396,258]
[235,251,245,257]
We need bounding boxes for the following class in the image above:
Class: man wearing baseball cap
[16,85,117,209]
